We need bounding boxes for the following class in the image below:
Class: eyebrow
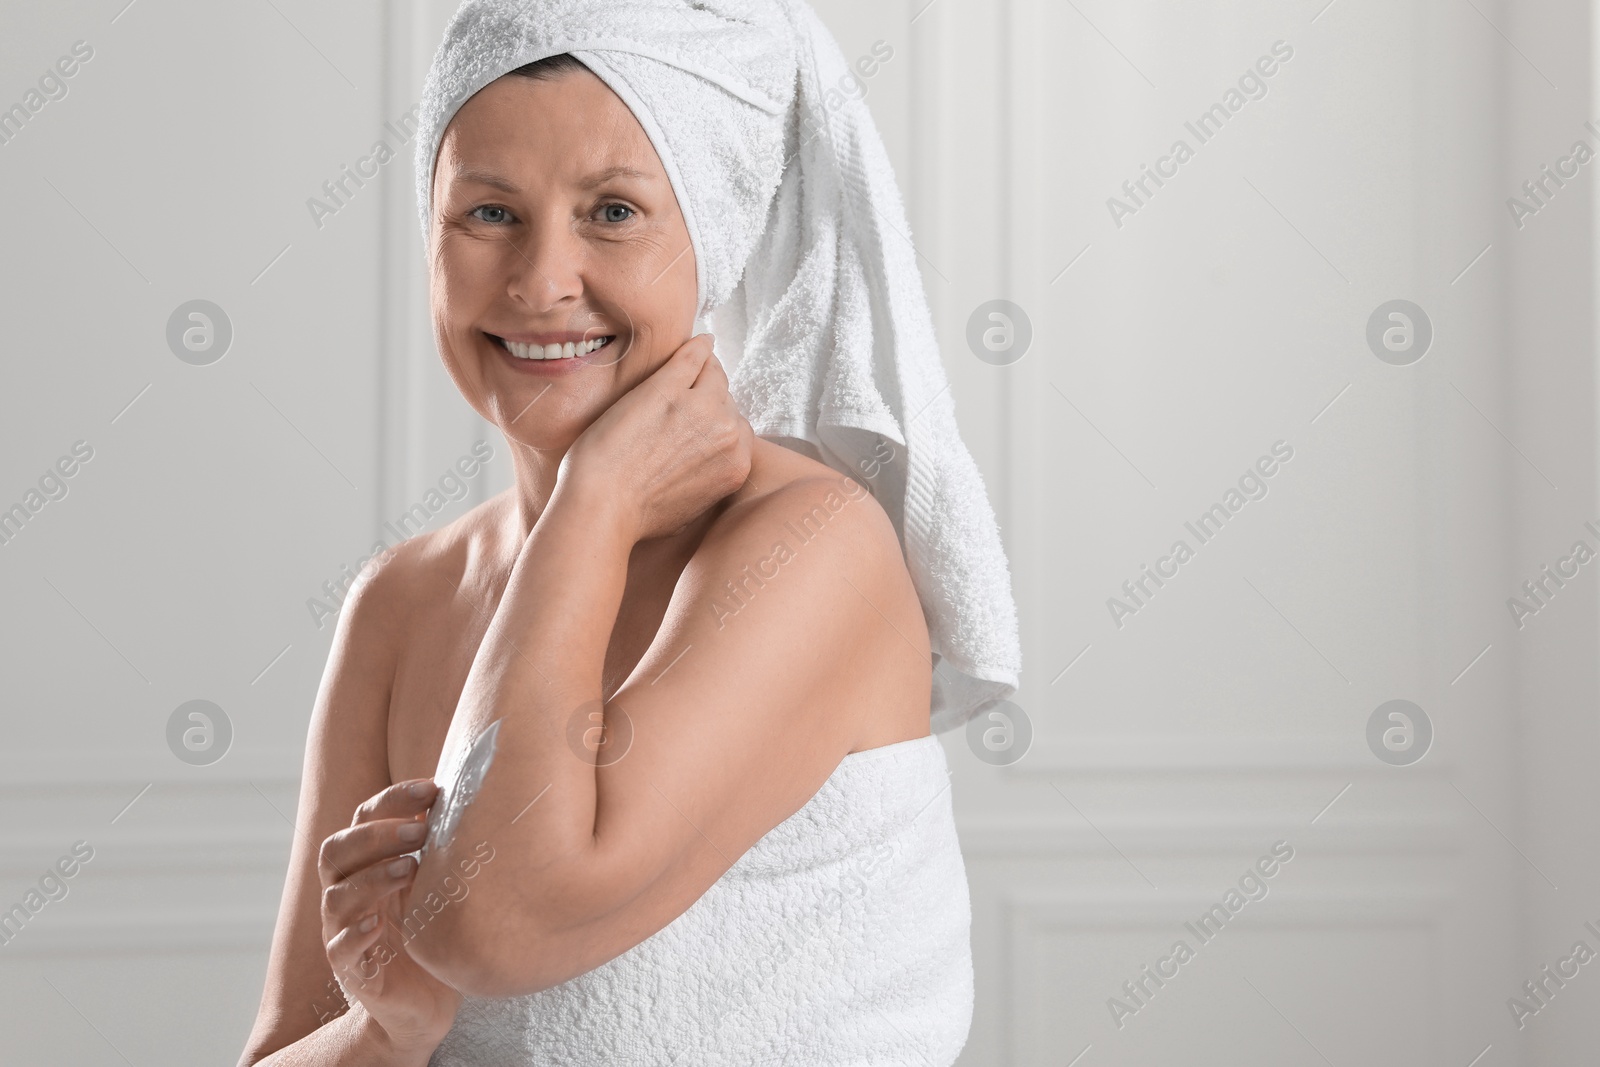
[453,164,656,193]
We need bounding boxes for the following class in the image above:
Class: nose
[505,218,583,312]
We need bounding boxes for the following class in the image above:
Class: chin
[489,384,612,451]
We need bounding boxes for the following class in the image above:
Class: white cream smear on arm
[410,718,502,861]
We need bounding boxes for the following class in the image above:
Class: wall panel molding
[957,817,1460,857]
[1013,733,1452,773]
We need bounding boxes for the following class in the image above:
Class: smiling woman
[236,2,1019,1065]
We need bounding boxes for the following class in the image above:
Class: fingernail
[409,781,433,798]
[388,856,415,877]
[358,914,379,932]
[399,822,425,843]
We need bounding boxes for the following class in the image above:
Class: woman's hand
[319,780,462,1055]
[559,333,754,543]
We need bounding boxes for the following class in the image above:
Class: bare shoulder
[344,492,518,627]
[713,438,902,564]
[694,438,927,664]
[666,439,930,750]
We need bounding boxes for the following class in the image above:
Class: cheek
[431,257,502,367]
[622,244,696,330]
[429,267,492,387]
[434,243,497,316]
[586,242,696,361]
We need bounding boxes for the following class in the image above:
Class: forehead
[436,71,664,187]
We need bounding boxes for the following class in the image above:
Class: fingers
[655,333,715,387]
[351,779,438,828]
[676,337,744,467]
[323,851,418,932]
[320,780,436,887]
[688,340,728,391]
[320,815,429,886]
[325,909,389,992]
[320,785,433,998]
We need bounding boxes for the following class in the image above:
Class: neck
[503,436,565,543]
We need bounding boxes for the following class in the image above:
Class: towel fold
[415,0,1022,732]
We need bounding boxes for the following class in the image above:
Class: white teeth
[498,335,612,360]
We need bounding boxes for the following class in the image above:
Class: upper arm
[237,560,402,1064]
[470,474,927,991]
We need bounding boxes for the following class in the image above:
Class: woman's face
[428,67,698,452]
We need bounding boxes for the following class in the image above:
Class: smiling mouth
[490,334,615,361]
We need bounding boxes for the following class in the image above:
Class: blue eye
[470,205,512,224]
[598,203,635,223]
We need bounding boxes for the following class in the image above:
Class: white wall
[0,0,1594,1064]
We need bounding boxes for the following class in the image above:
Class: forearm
[407,474,636,985]
[248,1004,434,1067]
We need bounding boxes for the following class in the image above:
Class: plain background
[0,0,1596,1064]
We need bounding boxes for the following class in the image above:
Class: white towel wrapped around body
[414,0,1022,734]
[426,734,974,1065]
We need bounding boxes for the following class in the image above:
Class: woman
[239,1,1019,1064]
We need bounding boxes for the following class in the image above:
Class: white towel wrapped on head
[414,0,1022,733]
